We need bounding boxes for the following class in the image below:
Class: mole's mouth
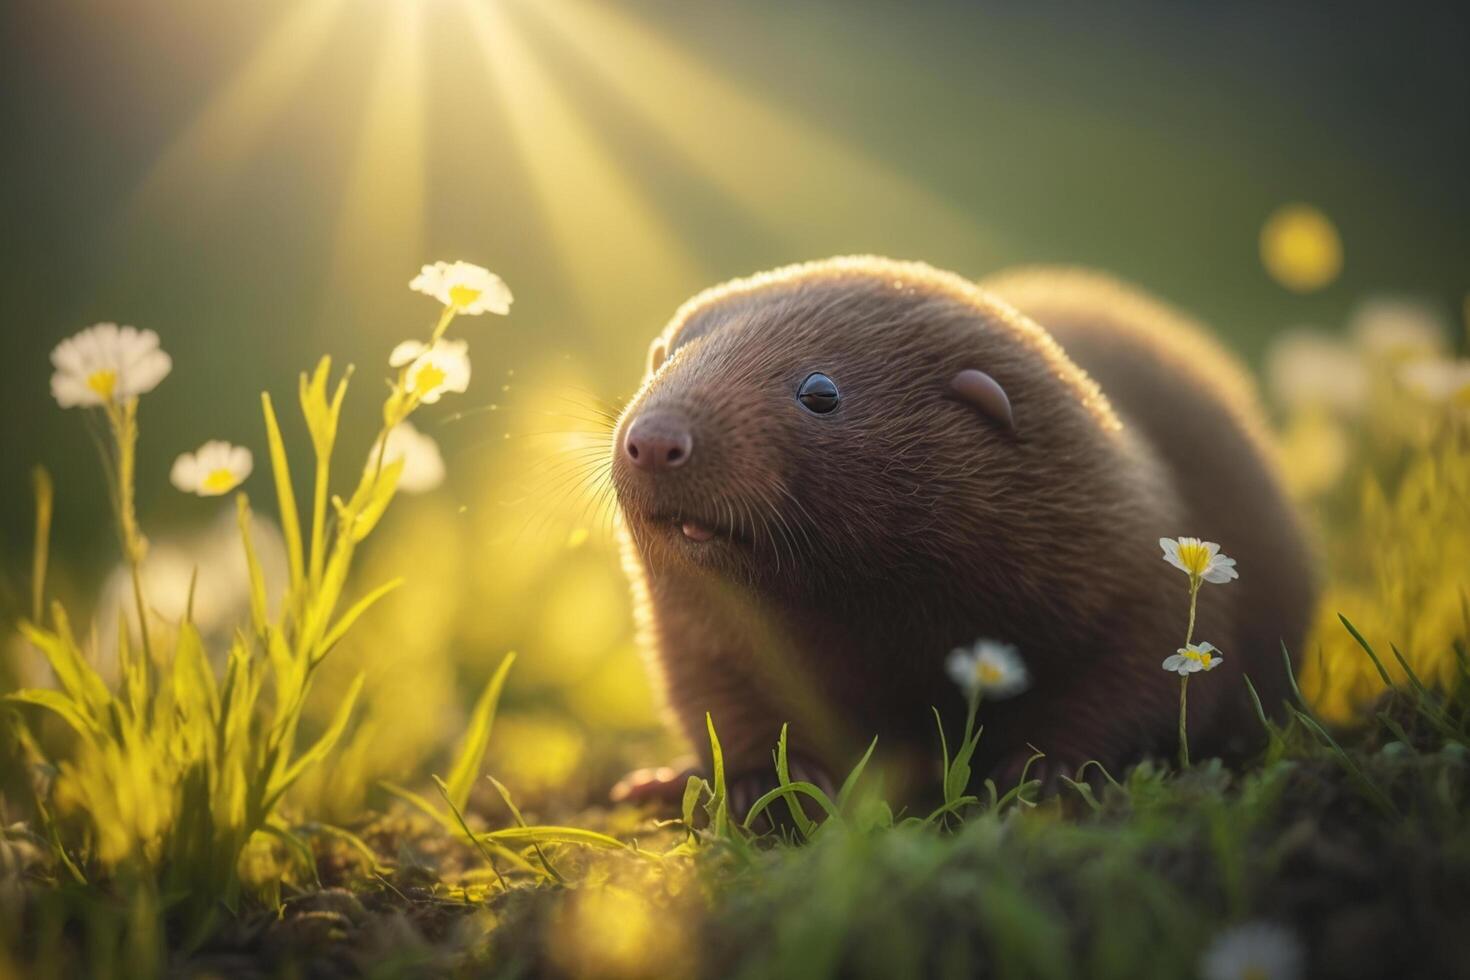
[642,509,747,548]
[680,520,715,542]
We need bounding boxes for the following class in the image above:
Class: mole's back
[981,267,1317,727]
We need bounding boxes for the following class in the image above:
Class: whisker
[773,483,819,556]
[437,395,619,432]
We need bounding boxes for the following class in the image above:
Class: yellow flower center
[87,369,118,400]
[976,662,1005,685]
[448,284,482,309]
[1184,648,1213,666]
[1176,540,1212,576]
[414,361,447,394]
[202,468,239,494]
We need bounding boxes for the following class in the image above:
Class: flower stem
[428,305,458,345]
[1184,578,1200,646]
[1178,675,1190,769]
[964,689,980,747]
[1176,575,1201,771]
[106,400,153,663]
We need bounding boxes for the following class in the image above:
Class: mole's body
[609,257,1315,805]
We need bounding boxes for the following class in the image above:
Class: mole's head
[610,257,1119,599]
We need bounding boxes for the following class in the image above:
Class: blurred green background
[1,0,1466,807]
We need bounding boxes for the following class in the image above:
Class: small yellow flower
[409,260,512,316]
[390,339,472,404]
[170,441,253,497]
[1162,641,1222,675]
[365,420,446,493]
[1200,921,1304,980]
[1159,537,1238,585]
[946,639,1029,700]
[49,323,172,408]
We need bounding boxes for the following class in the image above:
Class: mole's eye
[797,372,840,414]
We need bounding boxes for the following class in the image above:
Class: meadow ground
[1,273,1467,979]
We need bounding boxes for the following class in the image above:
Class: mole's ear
[950,369,1015,433]
[647,337,668,374]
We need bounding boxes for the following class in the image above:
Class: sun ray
[121,0,350,229]
[512,0,1002,264]
[458,0,703,323]
[323,0,427,324]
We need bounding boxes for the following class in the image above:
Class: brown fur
[610,256,1316,802]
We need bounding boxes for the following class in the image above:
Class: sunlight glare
[124,0,351,229]
[459,0,703,319]
[324,0,428,318]
[516,0,1000,262]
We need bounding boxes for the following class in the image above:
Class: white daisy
[50,323,172,408]
[1160,537,1238,585]
[1200,921,1305,980]
[170,441,253,497]
[1350,297,1447,361]
[96,506,288,656]
[1399,358,1470,406]
[409,260,512,316]
[1263,329,1366,416]
[1162,641,1223,676]
[390,338,471,404]
[946,639,1029,701]
[365,420,446,493]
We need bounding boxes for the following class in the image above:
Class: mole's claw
[610,764,700,809]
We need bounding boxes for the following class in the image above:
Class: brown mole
[609,256,1316,811]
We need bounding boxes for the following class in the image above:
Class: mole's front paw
[610,764,700,810]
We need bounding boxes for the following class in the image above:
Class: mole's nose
[624,412,693,472]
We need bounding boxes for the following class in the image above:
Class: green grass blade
[3,690,102,742]
[265,673,363,810]
[380,781,457,834]
[236,494,270,635]
[432,776,510,889]
[296,822,389,875]
[261,822,320,887]
[488,775,566,881]
[25,607,111,720]
[316,577,404,662]
[1339,614,1394,688]
[835,736,879,814]
[774,724,817,838]
[681,775,708,833]
[931,706,951,781]
[1290,707,1398,817]
[741,781,841,831]
[922,795,982,824]
[705,713,730,837]
[30,466,52,623]
[1059,775,1102,811]
[481,826,630,850]
[445,653,516,812]
[261,392,305,592]
[1242,674,1272,732]
[993,748,1046,809]
[1280,641,1324,727]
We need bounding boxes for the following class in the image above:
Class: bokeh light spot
[1260,203,1343,293]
